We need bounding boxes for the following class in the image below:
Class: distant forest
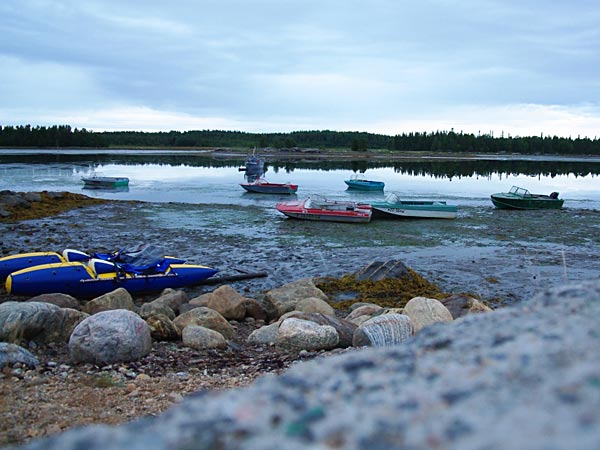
[1,124,599,156]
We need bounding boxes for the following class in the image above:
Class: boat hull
[6,262,218,298]
[278,210,371,223]
[276,199,372,223]
[82,176,129,189]
[0,252,64,281]
[240,183,298,194]
[490,194,564,210]
[371,204,457,219]
[344,180,385,191]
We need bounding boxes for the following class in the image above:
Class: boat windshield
[308,194,327,208]
[509,186,530,196]
[385,192,401,203]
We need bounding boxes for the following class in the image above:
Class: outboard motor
[549,192,559,199]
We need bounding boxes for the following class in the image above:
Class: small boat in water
[344,174,385,191]
[370,193,458,219]
[240,178,298,194]
[238,149,264,176]
[276,195,372,223]
[491,186,564,210]
[82,174,129,189]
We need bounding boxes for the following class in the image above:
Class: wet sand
[1,198,598,307]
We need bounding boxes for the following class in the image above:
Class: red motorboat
[276,195,372,223]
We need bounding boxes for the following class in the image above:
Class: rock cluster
[0,267,490,369]
[0,190,106,222]
[10,278,600,450]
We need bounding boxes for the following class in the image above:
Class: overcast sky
[1,0,599,137]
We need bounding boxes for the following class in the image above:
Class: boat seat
[88,258,117,275]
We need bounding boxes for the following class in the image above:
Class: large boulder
[280,312,357,348]
[294,297,335,315]
[440,293,493,319]
[0,301,88,344]
[147,288,189,315]
[353,260,411,281]
[276,318,339,351]
[146,314,180,341]
[139,302,176,320]
[247,322,280,345]
[83,288,136,315]
[69,309,152,364]
[345,304,383,323]
[189,285,247,321]
[27,293,81,310]
[263,278,329,320]
[173,307,235,340]
[0,342,39,368]
[182,325,228,350]
[242,298,267,322]
[403,296,453,333]
[353,313,414,347]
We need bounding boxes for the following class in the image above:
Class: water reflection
[0,150,598,209]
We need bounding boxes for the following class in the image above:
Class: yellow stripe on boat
[0,251,65,262]
[9,262,95,277]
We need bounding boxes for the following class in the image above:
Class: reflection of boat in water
[83,184,129,193]
[370,193,458,219]
[238,149,264,176]
[240,178,298,194]
[276,195,372,223]
[491,186,564,210]
[344,174,385,191]
[82,174,129,189]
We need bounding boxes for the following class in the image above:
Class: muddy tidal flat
[1,192,598,307]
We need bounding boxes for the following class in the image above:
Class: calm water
[0,149,599,210]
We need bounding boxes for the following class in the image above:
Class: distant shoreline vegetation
[1,124,599,156]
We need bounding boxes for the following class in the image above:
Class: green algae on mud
[316,268,447,310]
[0,191,108,223]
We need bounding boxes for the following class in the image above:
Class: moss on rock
[0,191,107,222]
[315,268,447,310]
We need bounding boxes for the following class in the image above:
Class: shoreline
[2,146,600,161]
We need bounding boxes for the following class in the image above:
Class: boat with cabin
[490,186,564,209]
[238,148,264,177]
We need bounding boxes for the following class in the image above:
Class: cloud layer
[1,0,599,137]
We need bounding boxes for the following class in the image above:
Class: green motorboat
[491,186,564,210]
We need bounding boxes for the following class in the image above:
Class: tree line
[1,124,599,156]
